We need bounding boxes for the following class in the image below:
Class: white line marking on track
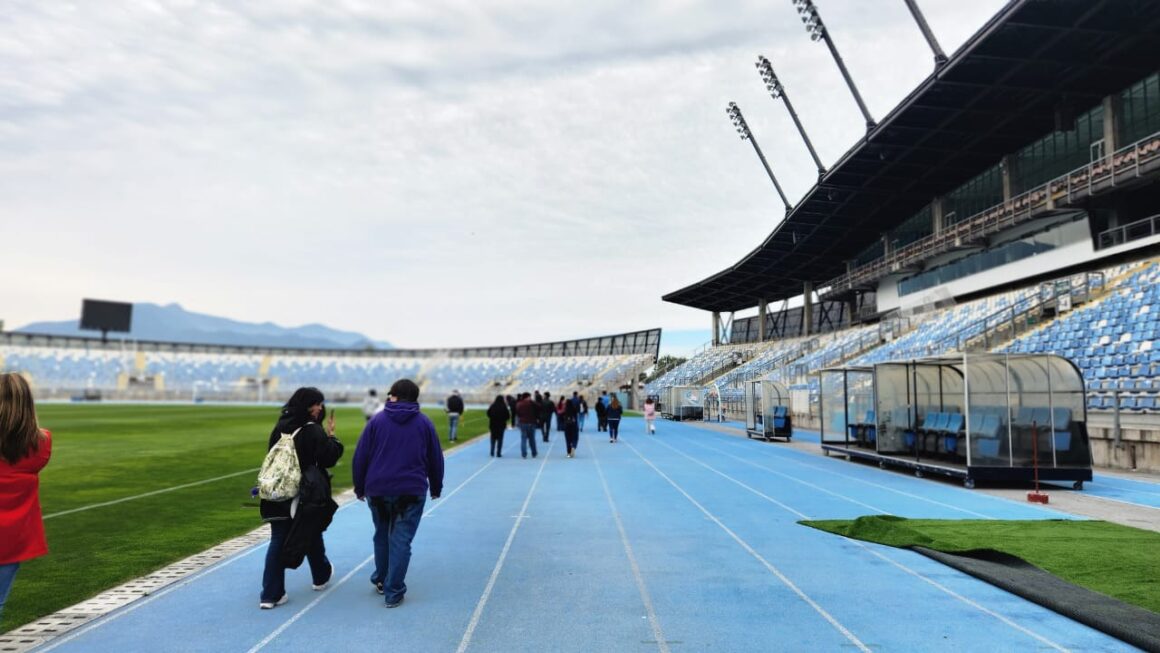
[43,468,261,519]
[703,434,1000,518]
[249,458,496,652]
[624,441,872,653]
[245,557,373,653]
[591,443,669,653]
[664,437,1072,651]
[34,547,263,653]
[456,442,555,653]
[856,544,1071,652]
[679,437,890,514]
[650,439,811,520]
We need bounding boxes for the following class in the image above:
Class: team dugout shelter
[819,353,1092,489]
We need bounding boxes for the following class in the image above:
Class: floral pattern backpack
[257,427,303,501]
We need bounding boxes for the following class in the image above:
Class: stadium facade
[665,0,1160,343]
[657,0,1160,472]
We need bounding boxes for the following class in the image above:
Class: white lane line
[245,556,374,653]
[250,458,496,652]
[249,456,494,649]
[43,468,261,519]
[623,441,871,653]
[590,443,669,653]
[34,547,264,653]
[648,439,810,520]
[456,442,555,653]
[678,438,890,515]
[703,435,999,519]
[665,440,1071,652]
[856,544,1071,653]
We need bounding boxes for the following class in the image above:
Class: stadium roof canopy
[663,0,1160,313]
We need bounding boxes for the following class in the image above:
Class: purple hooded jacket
[352,401,445,499]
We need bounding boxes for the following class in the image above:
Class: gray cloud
[2,0,1006,347]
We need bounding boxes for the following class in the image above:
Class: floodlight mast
[902,0,948,65]
[727,101,792,214]
[792,0,875,130]
[755,55,825,177]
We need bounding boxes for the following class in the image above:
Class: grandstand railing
[777,318,911,386]
[821,131,1160,298]
[737,341,812,384]
[1097,212,1160,250]
[930,271,1109,356]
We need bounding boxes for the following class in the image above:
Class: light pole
[755,55,826,177]
[902,0,947,66]
[727,101,792,214]
[792,0,876,130]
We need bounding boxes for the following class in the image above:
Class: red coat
[0,430,51,564]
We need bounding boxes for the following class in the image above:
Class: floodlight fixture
[725,101,792,214]
[755,55,826,176]
[790,0,875,130]
[902,0,948,65]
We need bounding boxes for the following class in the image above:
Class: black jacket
[487,400,510,426]
[279,464,339,568]
[447,394,465,414]
[594,400,608,417]
[259,415,344,522]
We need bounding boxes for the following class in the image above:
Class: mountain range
[16,302,393,350]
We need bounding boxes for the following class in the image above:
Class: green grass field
[802,516,1160,613]
[1,403,487,632]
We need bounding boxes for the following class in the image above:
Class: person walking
[445,390,464,443]
[352,379,444,608]
[540,392,554,443]
[555,396,567,435]
[607,395,623,443]
[594,393,608,432]
[506,394,518,430]
[258,387,344,609]
[486,395,509,457]
[564,392,581,458]
[362,389,382,422]
[515,393,539,459]
[0,373,52,623]
[643,397,657,434]
[577,394,589,432]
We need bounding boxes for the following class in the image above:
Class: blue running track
[33,418,1144,652]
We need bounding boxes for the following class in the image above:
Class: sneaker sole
[259,595,288,609]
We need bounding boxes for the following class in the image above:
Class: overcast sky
[2,0,1007,350]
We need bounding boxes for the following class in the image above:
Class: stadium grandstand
[0,328,659,406]
[655,0,1160,472]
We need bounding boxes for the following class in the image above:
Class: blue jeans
[369,496,426,604]
[262,519,330,602]
[519,424,538,457]
[0,562,19,621]
[448,414,460,441]
[578,413,587,432]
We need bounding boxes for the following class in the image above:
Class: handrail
[1097,212,1160,250]
[822,130,1160,298]
[927,270,1111,356]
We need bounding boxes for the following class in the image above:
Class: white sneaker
[312,563,334,591]
[259,594,288,609]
